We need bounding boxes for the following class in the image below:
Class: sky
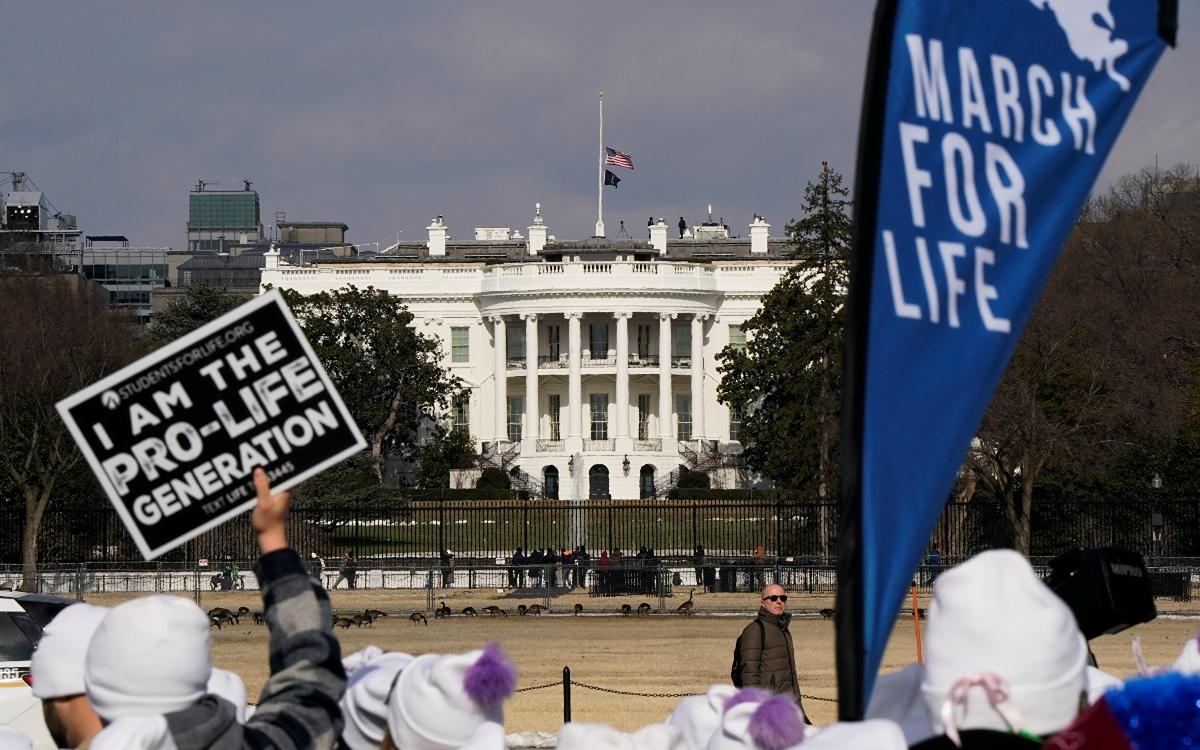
[3,2,1197,249]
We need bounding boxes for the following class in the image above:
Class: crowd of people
[6,469,1200,748]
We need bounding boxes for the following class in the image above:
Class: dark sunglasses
[762,594,788,602]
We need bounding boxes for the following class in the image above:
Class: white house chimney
[264,244,279,269]
[749,215,770,255]
[527,202,548,255]
[427,215,447,256]
[649,218,668,255]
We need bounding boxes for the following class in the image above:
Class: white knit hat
[557,722,687,750]
[460,721,508,750]
[85,595,213,721]
[666,684,738,750]
[798,719,907,750]
[1084,666,1123,703]
[30,603,108,699]
[864,663,934,745]
[0,727,32,750]
[339,652,415,750]
[342,644,385,676]
[920,550,1088,738]
[706,694,807,750]
[1173,635,1200,674]
[386,643,517,750]
[207,668,248,724]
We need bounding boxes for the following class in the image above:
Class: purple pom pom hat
[386,642,517,750]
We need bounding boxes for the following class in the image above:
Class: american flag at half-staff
[604,147,634,170]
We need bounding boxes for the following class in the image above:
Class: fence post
[775,496,783,558]
[657,562,666,612]
[691,502,698,549]
[426,570,435,612]
[438,503,446,558]
[562,666,572,724]
[76,563,85,601]
[194,566,202,607]
[543,564,551,609]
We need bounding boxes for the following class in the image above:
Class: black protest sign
[56,290,366,559]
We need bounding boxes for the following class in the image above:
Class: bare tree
[0,277,136,589]
[971,163,1200,552]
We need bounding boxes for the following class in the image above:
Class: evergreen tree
[718,162,851,498]
[149,286,246,344]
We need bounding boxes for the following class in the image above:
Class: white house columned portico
[260,208,793,500]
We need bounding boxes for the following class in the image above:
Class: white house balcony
[480,261,719,298]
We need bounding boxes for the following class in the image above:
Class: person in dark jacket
[733,583,808,721]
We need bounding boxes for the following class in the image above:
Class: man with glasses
[732,583,808,718]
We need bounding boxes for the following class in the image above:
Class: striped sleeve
[243,549,346,750]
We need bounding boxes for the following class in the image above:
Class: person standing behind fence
[529,548,544,587]
[693,543,705,588]
[509,547,524,588]
[732,583,808,721]
[752,544,767,589]
[575,545,590,589]
[924,544,942,586]
[440,549,455,587]
[331,550,358,590]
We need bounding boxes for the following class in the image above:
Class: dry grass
[82,588,1200,732]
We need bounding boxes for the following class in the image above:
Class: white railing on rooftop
[264,260,791,297]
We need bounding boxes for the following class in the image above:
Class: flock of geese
[401,589,698,625]
[208,590,704,630]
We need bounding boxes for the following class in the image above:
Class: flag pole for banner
[595,90,605,238]
[835,0,900,721]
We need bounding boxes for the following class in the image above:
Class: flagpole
[595,90,605,238]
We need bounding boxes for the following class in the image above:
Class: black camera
[1046,547,1157,640]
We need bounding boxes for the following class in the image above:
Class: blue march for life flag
[836,0,1177,718]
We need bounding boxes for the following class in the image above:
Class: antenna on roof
[243,179,253,192]
[196,179,218,192]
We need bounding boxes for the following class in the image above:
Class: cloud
[1,1,1194,247]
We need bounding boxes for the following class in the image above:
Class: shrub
[476,467,512,490]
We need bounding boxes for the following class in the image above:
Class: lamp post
[1151,473,1164,559]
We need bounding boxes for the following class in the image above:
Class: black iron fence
[3,497,1198,565]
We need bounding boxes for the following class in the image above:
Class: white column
[691,314,707,440]
[614,312,631,445]
[523,313,539,445]
[658,313,675,443]
[566,313,583,450]
[491,315,507,442]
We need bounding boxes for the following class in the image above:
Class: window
[506,327,524,361]
[673,324,691,355]
[589,324,609,359]
[730,403,744,442]
[676,394,692,441]
[451,327,470,363]
[452,393,470,433]
[637,394,651,440]
[729,325,747,353]
[507,396,523,442]
[548,394,562,441]
[636,324,652,358]
[547,325,561,360]
[590,394,609,440]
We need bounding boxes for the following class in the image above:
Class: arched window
[588,464,610,500]
[639,465,656,499]
[543,466,560,500]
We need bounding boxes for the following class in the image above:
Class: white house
[259,206,797,500]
